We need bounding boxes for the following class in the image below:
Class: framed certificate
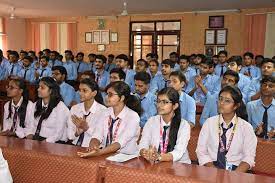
[101,30,110,44]
[209,16,224,28]
[111,32,118,42]
[216,29,228,45]
[216,46,226,53]
[205,29,215,45]
[85,32,92,43]
[92,30,101,44]
[97,44,105,52]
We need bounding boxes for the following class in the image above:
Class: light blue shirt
[31,60,39,69]
[19,67,36,83]
[74,91,81,104]
[60,82,76,107]
[76,61,92,73]
[149,74,169,94]
[63,60,77,80]
[138,91,157,128]
[247,77,261,102]
[240,66,261,80]
[1,57,10,69]
[124,69,136,92]
[215,63,228,76]
[105,63,116,72]
[148,71,161,80]
[49,60,63,67]
[0,58,9,80]
[95,70,109,89]
[247,98,275,131]
[180,92,196,125]
[200,93,219,126]
[37,66,52,79]
[178,67,197,84]
[6,62,21,78]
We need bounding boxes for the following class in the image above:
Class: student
[88,53,97,72]
[67,79,106,147]
[35,56,52,82]
[134,72,157,128]
[196,85,256,172]
[247,58,275,101]
[200,70,240,125]
[105,54,116,72]
[146,53,154,63]
[0,50,9,80]
[139,87,191,163]
[148,59,161,79]
[255,55,264,69]
[178,55,196,84]
[226,56,251,103]
[135,59,149,73]
[150,59,174,94]
[77,81,141,157]
[52,66,76,107]
[95,55,109,92]
[28,50,39,69]
[240,52,261,79]
[247,76,275,139]
[63,50,77,85]
[109,68,126,83]
[192,54,205,75]
[76,52,92,74]
[6,51,21,78]
[0,149,13,183]
[115,54,136,91]
[18,50,28,66]
[42,49,51,57]
[169,71,196,127]
[19,56,36,83]
[49,51,62,67]
[212,55,219,66]
[26,77,69,143]
[215,51,228,77]
[0,78,34,138]
[169,52,180,70]
[187,59,219,105]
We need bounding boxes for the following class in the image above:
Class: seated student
[18,50,28,66]
[169,52,180,70]
[35,56,52,82]
[52,66,76,107]
[134,72,157,128]
[200,70,240,125]
[105,54,116,72]
[26,77,70,143]
[28,50,39,68]
[18,56,36,83]
[248,58,275,101]
[148,59,161,79]
[191,54,205,75]
[135,59,149,73]
[95,55,109,92]
[146,53,154,63]
[67,79,106,147]
[0,149,13,183]
[0,49,9,79]
[88,53,97,73]
[63,50,77,86]
[76,52,92,74]
[42,48,51,58]
[49,51,62,67]
[226,56,251,103]
[240,52,261,79]
[247,76,275,139]
[150,59,174,94]
[6,51,21,78]
[115,54,136,91]
[109,68,126,83]
[215,50,228,77]
[187,59,219,105]
[57,54,63,63]
[0,78,34,138]
[255,55,264,69]
[77,81,141,157]
[169,71,196,127]
[212,55,219,66]
[196,85,257,172]
[178,55,196,84]
[139,87,191,163]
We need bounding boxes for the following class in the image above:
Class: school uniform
[215,64,228,77]
[95,70,109,89]
[3,97,34,138]
[26,100,70,143]
[6,62,21,77]
[67,101,106,147]
[31,60,39,69]
[173,63,180,71]
[49,59,63,67]
[139,115,191,163]
[124,69,136,92]
[0,149,13,183]
[199,93,219,126]
[150,74,169,94]
[180,92,196,125]
[0,62,7,80]
[240,66,261,80]
[60,82,76,107]
[76,61,92,73]
[247,98,275,138]
[196,114,257,170]
[91,106,140,154]
[63,60,77,81]
[37,66,52,80]
[74,91,81,104]
[148,71,161,80]
[18,66,36,83]
[247,77,261,102]
[105,63,116,72]
[178,67,197,84]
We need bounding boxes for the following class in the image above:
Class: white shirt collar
[81,100,98,115]
[11,97,23,108]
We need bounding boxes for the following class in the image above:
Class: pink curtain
[1,18,7,55]
[67,23,77,53]
[30,23,41,53]
[49,23,57,51]
[244,14,267,55]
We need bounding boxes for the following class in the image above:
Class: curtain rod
[245,12,275,15]
[31,21,77,24]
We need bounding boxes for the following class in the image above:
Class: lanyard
[159,116,169,153]
[218,115,238,154]
[107,115,122,144]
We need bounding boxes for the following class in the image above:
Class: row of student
[0,77,259,173]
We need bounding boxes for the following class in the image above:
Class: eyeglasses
[218,96,234,105]
[155,100,173,105]
[6,85,20,90]
[106,92,119,98]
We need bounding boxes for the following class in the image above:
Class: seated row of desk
[0,135,274,183]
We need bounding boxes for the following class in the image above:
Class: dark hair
[218,50,228,57]
[150,59,159,67]
[52,66,67,77]
[79,71,96,81]
[105,81,142,116]
[196,54,206,61]
[255,55,264,60]
[161,59,175,68]
[228,56,242,66]
[212,55,218,58]
[28,50,36,56]
[79,78,104,105]
[134,71,151,84]
[50,51,59,56]
[115,54,129,62]
[96,54,107,64]
[179,55,190,63]
[146,53,154,58]
[20,50,28,55]
[76,52,84,57]
[88,53,96,57]
[223,70,240,84]
[272,56,275,60]
[157,87,181,152]
[243,52,254,59]
[65,50,73,55]
[57,54,63,61]
[108,54,115,59]
[34,77,63,120]
[200,58,213,67]
[137,59,149,68]
[261,75,275,85]
[219,85,248,121]
[110,68,126,80]
[41,56,49,62]
[43,49,51,53]
[169,71,187,83]
[10,51,19,58]
[169,52,178,57]
[23,56,33,63]
[7,78,29,128]
[261,58,275,68]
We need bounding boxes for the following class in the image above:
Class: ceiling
[0,0,274,18]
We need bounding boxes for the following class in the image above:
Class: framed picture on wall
[205,46,215,57]
[111,32,118,42]
[216,46,226,53]
[101,30,110,44]
[92,30,101,44]
[85,32,92,43]
[205,29,215,45]
[97,44,105,52]
[216,29,228,45]
[209,16,224,28]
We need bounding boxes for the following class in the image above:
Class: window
[130,20,181,66]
